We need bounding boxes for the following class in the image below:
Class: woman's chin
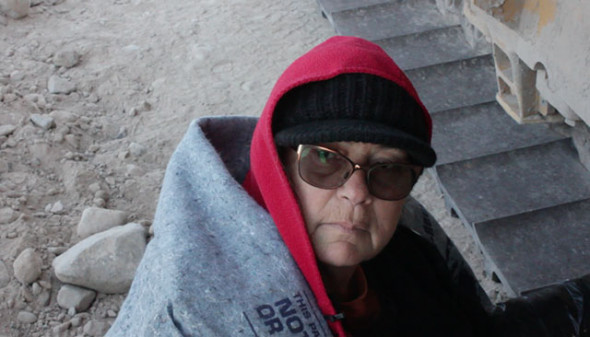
[315,242,365,268]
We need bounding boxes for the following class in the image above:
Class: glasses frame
[295,144,421,201]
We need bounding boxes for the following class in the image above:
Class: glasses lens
[298,146,352,189]
[368,164,416,200]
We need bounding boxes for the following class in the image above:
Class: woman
[108,36,589,336]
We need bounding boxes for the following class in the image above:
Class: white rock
[70,315,82,327]
[51,322,71,336]
[50,200,65,214]
[0,0,30,19]
[88,182,102,193]
[47,75,76,94]
[77,207,128,239]
[31,282,42,295]
[52,223,147,293]
[57,284,96,311]
[49,110,78,123]
[83,320,110,336]
[36,290,50,307]
[9,70,24,81]
[53,49,80,68]
[0,207,17,224]
[30,114,56,130]
[128,142,146,157]
[125,164,144,177]
[16,311,37,324]
[0,260,10,288]
[13,248,42,284]
[0,124,16,137]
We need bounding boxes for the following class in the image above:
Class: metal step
[377,25,492,70]
[431,102,566,165]
[405,55,497,113]
[328,0,460,41]
[475,199,590,296]
[435,138,590,224]
[316,0,390,15]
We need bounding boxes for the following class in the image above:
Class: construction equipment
[316,0,590,297]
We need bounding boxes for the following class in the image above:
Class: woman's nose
[337,169,371,205]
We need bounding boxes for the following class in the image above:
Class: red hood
[243,36,430,336]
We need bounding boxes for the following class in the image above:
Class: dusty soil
[0,0,506,336]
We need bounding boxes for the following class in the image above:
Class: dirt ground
[0,0,506,336]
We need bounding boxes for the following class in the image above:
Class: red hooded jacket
[243,36,432,336]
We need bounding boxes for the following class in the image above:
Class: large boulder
[53,223,147,293]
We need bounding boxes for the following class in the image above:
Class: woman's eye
[317,150,335,164]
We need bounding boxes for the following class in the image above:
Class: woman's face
[284,141,412,268]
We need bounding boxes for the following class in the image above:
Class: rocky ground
[0,0,506,336]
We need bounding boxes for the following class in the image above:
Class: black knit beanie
[273,73,437,167]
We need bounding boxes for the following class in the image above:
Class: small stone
[52,321,71,336]
[68,306,77,316]
[117,151,129,160]
[2,93,17,103]
[13,248,43,284]
[87,93,99,103]
[20,285,34,302]
[0,207,17,224]
[36,290,50,307]
[88,144,100,153]
[53,49,80,68]
[76,207,128,239]
[47,246,67,255]
[94,190,108,200]
[70,315,82,327]
[50,200,65,214]
[107,309,117,318]
[49,110,78,123]
[0,124,17,137]
[31,282,42,295]
[38,280,52,289]
[139,100,152,111]
[125,164,143,177]
[128,142,145,157]
[83,320,110,336]
[10,70,25,81]
[88,183,101,193]
[17,311,37,324]
[24,93,46,109]
[116,126,127,139]
[64,134,79,149]
[92,198,106,208]
[0,0,30,19]
[47,75,76,94]
[30,114,55,130]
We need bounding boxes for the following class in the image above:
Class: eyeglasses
[295,144,420,201]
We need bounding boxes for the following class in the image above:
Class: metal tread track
[315,0,590,296]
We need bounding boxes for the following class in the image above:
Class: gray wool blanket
[107,116,333,337]
[106,116,488,337]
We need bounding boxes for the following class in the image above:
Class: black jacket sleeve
[396,199,590,337]
[488,274,590,337]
